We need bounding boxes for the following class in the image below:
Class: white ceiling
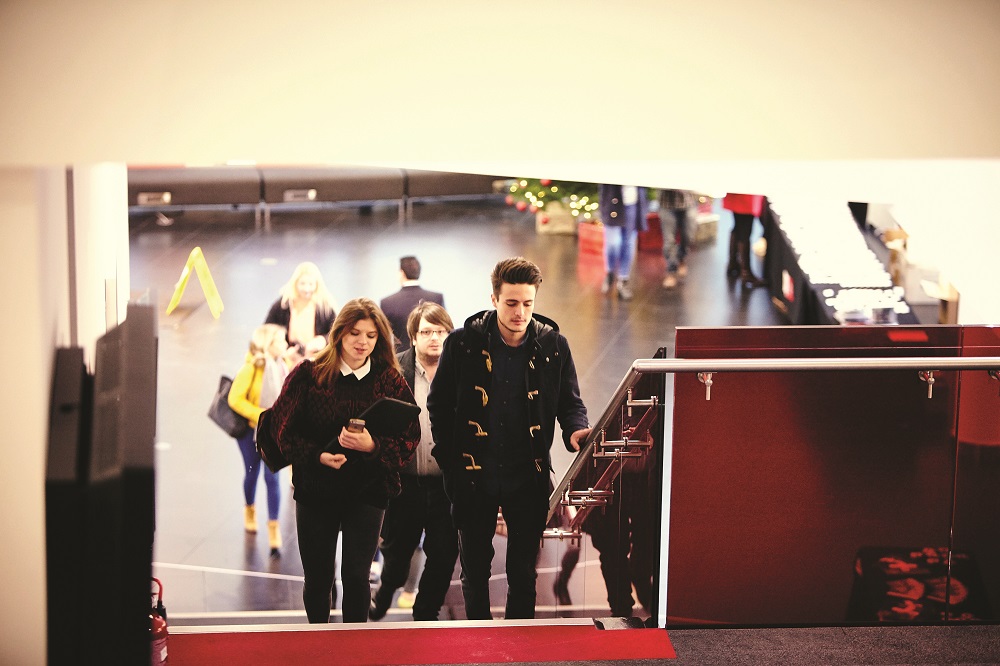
[2,1,998,190]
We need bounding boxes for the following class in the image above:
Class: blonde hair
[279,261,338,315]
[249,324,287,368]
[312,298,401,386]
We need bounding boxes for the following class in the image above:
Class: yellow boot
[268,520,282,555]
[244,505,257,533]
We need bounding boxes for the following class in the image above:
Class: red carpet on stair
[168,624,676,664]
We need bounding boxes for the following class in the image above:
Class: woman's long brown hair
[312,297,401,386]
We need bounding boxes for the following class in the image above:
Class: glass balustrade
[548,325,1000,628]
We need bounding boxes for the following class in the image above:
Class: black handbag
[208,375,251,438]
[256,409,290,473]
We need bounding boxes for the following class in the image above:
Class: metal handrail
[548,355,1000,521]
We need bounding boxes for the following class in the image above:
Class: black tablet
[355,397,421,437]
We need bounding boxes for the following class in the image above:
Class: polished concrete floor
[131,196,783,625]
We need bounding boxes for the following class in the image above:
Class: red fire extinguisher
[150,577,168,665]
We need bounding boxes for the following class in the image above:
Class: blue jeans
[603,225,638,279]
[236,430,280,520]
[662,207,691,273]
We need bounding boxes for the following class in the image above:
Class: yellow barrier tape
[164,247,225,319]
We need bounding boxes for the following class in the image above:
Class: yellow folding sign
[165,247,224,319]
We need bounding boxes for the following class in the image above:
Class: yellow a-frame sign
[165,247,224,319]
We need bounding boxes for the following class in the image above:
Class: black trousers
[296,499,384,623]
[456,482,548,620]
[375,474,459,620]
[732,212,757,242]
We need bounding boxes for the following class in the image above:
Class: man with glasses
[370,301,458,621]
[427,256,591,620]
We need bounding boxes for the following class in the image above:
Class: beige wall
[0,164,129,664]
[0,168,68,665]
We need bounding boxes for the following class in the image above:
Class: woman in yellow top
[228,323,293,555]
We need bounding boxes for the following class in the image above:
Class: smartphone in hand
[347,418,365,433]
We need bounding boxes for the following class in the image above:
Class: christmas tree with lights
[504,178,601,225]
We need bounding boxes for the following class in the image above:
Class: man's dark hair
[400,256,421,281]
[491,257,542,296]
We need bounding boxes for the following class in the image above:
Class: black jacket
[264,298,337,352]
[426,309,588,488]
[397,346,417,389]
[268,358,419,508]
[599,184,650,232]
[380,285,445,352]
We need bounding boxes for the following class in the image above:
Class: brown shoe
[738,240,765,288]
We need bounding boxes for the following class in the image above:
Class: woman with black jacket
[267,297,420,623]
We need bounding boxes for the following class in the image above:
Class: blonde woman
[264,262,338,362]
[228,323,292,555]
[265,298,420,623]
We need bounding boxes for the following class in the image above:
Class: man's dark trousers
[455,481,548,620]
[375,474,458,620]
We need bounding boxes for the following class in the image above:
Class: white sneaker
[662,274,678,289]
[601,272,614,294]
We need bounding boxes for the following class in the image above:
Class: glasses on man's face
[417,329,448,339]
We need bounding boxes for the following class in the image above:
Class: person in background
[658,189,696,289]
[598,184,649,300]
[370,301,459,621]
[264,298,420,623]
[265,261,338,363]
[380,256,445,353]
[228,324,293,555]
[427,257,591,620]
[722,193,766,287]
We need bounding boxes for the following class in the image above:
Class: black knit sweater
[269,358,419,508]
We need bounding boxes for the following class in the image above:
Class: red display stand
[638,212,663,252]
[578,221,604,255]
